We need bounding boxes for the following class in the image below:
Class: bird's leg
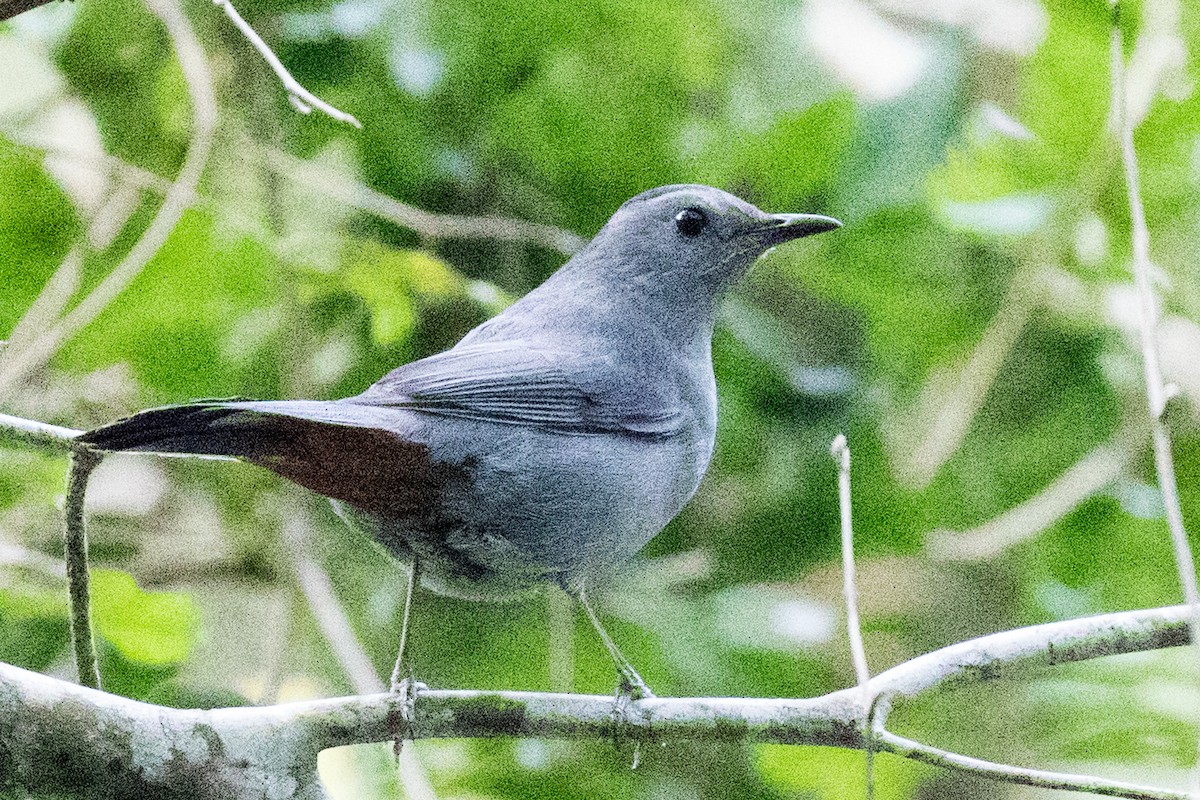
[577,587,654,700]
[388,557,420,754]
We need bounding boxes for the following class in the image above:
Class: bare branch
[878,730,1187,800]
[928,438,1128,561]
[261,148,587,255]
[5,248,84,356]
[5,178,147,379]
[64,447,101,689]
[1110,11,1199,608]
[280,510,438,799]
[831,435,870,692]
[29,143,583,258]
[282,512,382,695]
[888,274,1033,489]
[831,434,875,796]
[0,660,331,799]
[0,604,1191,798]
[212,0,360,128]
[871,605,1185,703]
[0,411,81,452]
[1109,7,1200,790]
[867,605,1192,799]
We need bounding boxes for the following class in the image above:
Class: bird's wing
[352,341,685,437]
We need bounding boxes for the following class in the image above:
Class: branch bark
[0,605,1190,799]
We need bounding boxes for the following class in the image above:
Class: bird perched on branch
[80,184,840,698]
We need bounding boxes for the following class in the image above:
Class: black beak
[752,213,842,245]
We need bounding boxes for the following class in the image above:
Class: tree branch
[64,447,102,689]
[260,148,587,255]
[281,510,440,799]
[888,272,1034,489]
[927,436,1131,561]
[0,408,1196,797]
[0,605,1189,798]
[830,434,876,796]
[1109,5,1200,790]
[0,411,81,452]
[211,0,360,127]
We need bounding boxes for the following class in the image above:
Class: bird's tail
[77,400,364,458]
[79,403,253,456]
[78,400,434,519]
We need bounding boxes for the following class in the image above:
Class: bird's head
[585,184,840,295]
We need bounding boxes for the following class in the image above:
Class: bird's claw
[388,674,426,755]
[610,673,651,764]
[619,671,655,701]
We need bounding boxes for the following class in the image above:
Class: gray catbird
[79,184,840,696]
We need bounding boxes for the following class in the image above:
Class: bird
[78,184,841,698]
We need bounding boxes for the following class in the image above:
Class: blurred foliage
[2,0,1200,797]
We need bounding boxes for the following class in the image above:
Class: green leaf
[756,745,930,799]
[0,587,69,671]
[716,94,855,208]
[55,0,180,174]
[91,568,198,665]
[340,242,465,345]
[1017,1,1112,176]
[56,210,277,401]
[0,137,80,335]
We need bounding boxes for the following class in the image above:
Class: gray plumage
[80,185,840,602]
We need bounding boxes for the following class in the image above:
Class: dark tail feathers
[78,403,278,458]
[80,400,444,519]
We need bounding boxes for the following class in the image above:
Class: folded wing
[353,340,684,438]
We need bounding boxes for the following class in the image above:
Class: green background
[2,0,1200,796]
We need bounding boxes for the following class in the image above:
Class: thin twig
[261,148,587,255]
[64,447,101,689]
[212,0,360,128]
[30,143,584,256]
[878,730,1187,800]
[1111,14,1199,603]
[0,412,81,452]
[0,0,217,396]
[389,557,419,695]
[4,248,84,356]
[1110,8,1200,792]
[6,177,144,365]
[282,512,381,694]
[928,439,1128,561]
[831,435,870,691]
[548,588,575,692]
[831,434,874,797]
[889,274,1033,489]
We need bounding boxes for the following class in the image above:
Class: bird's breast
[346,408,712,597]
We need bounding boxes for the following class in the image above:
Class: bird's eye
[674,207,708,237]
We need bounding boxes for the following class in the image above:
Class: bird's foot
[609,673,651,766]
[619,675,654,701]
[388,674,426,755]
[618,665,655,701]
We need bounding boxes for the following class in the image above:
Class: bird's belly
[341,414,710,599]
